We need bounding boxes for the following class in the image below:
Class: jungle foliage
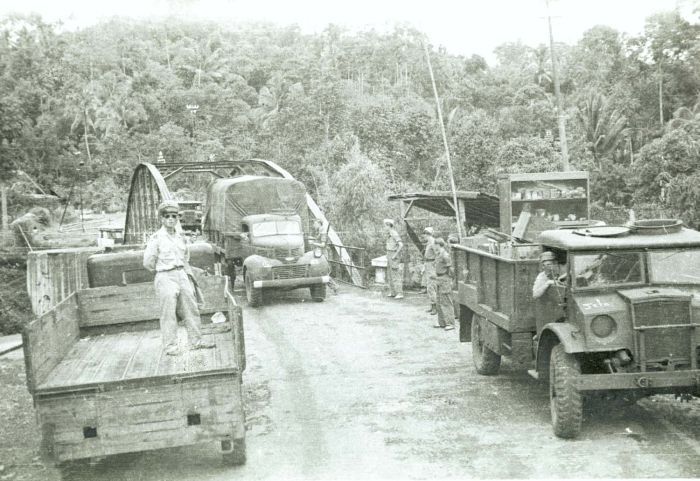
[1,9,700,235]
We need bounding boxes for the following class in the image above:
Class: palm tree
[576,91,629,169]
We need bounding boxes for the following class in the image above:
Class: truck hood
[252,234,304,249]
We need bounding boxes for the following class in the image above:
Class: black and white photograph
[1,0,700,479]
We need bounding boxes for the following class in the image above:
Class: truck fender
[536,324,585,382]
[242,255,268,280]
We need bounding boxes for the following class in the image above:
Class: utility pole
[546,0,569,171]
[423,41,462,240]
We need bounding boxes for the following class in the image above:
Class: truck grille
[632,300,692,365]
[271,264,308,280]
[254,246,303,262]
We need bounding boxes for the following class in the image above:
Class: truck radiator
[631,300,694,368]
[254,246,304,262]
[271,264,309,280]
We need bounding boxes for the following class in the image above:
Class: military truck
[203,175,330,307]
[454,219,700,438]
[22,273,247,466]
[177,200,204,233]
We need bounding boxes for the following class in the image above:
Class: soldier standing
[383,218,404,299]
[432,237,455,330]
[423,227,438,315]
[143,200,215,355]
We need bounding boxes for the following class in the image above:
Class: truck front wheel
[310,284,326,302]
[549,343,583,439]
[471,315,501,375]
[245,274,263,307]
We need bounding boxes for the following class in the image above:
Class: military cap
[539,251,556,262]
[423,226,435,235]
[383,218,395,227]
[157,200,180,214]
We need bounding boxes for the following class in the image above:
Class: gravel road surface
[3,286,700,480]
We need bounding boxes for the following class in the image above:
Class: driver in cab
[533,250,565,299]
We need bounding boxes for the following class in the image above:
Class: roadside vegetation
[0,9,699,332]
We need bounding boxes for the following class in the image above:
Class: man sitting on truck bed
[143,200,215,356]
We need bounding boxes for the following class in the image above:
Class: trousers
[386,251,403,296]
[155,269,203,350]
[435,275,455,327]
[424,260,437,304]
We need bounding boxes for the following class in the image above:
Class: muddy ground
[3,286,700,480]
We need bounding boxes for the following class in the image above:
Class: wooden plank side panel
[27,247,102,316]
[40,378,243,462]
[226,291,245,372]
[496,260,515,321]
[78,275,229,328]
[481,257,498,310]
[512,261,541,332]
[23,295,81,391]
[77,284,160,327]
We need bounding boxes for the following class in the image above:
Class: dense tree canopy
[1,9,699,228]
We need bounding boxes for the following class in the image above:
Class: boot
[427,304,437,315]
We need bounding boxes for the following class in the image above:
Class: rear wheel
[549,343,583,439]
[245,274,262,307]
[471,315,501,375]
[310,284,326,302]
[222,438,246,466]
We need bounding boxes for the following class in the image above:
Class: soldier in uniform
[383,218,404,299]
[143,200,215,355]
[432,237,455,330]
[423,227,439,315]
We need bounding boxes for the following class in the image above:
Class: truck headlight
[313,247,323,258]
[591,315,616,338]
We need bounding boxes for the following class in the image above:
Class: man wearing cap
[423,227,438,314]
[143,200,215,356]
[383,218,404,299]
[432,237,455,330]
[533,251,562,299]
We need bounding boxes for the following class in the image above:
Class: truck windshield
[648,250,700,284]
[252,221,302,237]
[573,252,644,288]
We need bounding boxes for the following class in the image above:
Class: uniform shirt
[385,228,402,251]
[424,238,438,261]
[143,226,190,272]
[532,271,552,299]
[434,247,452,276]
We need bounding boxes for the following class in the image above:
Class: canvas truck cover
[204,175,309,233]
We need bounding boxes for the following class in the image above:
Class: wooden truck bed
[23,275,247,465]
[37,325,237,393]
[453,242,541,333]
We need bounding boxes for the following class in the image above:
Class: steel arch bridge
[123,159,363,286]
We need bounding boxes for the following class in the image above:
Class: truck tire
[222,438,246,466]
[471,315,501,375]
[549,343,583,439]
[244,274,262,307]
[310,284,326,302]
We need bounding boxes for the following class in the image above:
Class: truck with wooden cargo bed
[454,219,700,438]
[21,272,247,466]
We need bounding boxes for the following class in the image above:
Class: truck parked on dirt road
[22,273,247,466]
[454,219,700,438]
[203,175,330,307]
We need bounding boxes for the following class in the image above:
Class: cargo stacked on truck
[454,217,700,439]
[203,175,330,307]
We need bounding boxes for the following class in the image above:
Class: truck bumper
[576,369,700,391]
[253,275,329,289]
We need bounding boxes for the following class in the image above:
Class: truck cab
[535,222,700,384]
[238,213,330,306]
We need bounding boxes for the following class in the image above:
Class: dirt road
[3,286,700,480]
